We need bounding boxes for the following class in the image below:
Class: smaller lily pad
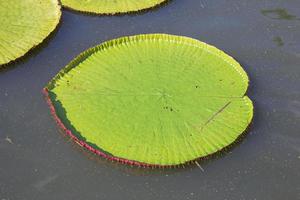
[0,0,61,66]
[61,0,167,14]
[44,34,253,167]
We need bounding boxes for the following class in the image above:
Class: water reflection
[261,8,299,20]
[273,36,284,47]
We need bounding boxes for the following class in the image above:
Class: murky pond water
[1,0,300,199]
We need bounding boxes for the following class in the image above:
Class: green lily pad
[0,0,61,65]
[61,0,167,14]
[44,34,253,167]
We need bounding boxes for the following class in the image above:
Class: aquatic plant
[0,0,61,66]
[61,0,167,14]
[44,34,253,167]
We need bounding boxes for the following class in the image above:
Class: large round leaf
[0,0,61,65]
[44,34,253,167]
[61,0,167,14]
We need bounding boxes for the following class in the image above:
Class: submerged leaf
[44,34,253,167]
[0,0,61,65]
[61,0,167,14]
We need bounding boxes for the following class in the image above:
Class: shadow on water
[261,8,299,20]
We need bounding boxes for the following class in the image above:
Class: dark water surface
[1,0,300,199]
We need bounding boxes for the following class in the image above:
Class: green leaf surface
[61,0,167,14]
[46,34,253,166]
[0,0,61,65]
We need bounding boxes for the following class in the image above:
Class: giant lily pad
[44,34,253,167]
[61,0,167,14]
[0,0,61,65]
